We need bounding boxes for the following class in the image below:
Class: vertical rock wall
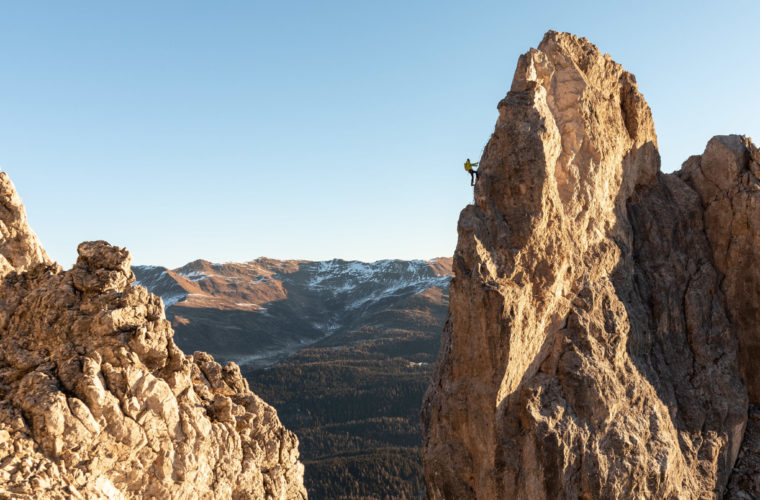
[680,136,760,404]
[0,172,50,276]
[422,31,756,499]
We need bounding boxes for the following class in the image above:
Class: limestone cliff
[0,174,306,498]
[422,31,759,499]
[0,173,50,275]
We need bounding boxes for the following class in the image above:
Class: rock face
[422,31,759,499]
[679,136,760,404]
[0,177,306,498]
[0,172,50,276]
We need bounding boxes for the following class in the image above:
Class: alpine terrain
[134,257,452,498]
[422,31,760,499]
[0,171,307,498]
[133,258,451,367]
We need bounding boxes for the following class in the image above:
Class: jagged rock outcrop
[422,31,759,499]
[0,176,306,498]
[0,172,50,276]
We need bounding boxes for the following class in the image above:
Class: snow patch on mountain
[162,295,185,308]
[349,275,451,310]
[178,270,209,282]
[133,269,168,288]
[306,259,447,300]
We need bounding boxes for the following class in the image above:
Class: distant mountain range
[133,256,452,498]
[133,257,451,367]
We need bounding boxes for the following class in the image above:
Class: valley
[134,256,451,498]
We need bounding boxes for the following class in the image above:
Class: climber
[464,158,479,186]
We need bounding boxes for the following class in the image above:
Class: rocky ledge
[0,172,306,498]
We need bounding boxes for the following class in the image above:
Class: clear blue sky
[1,1,757,268]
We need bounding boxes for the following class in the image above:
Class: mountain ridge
[134,256,452,367]
[134,255,452,498]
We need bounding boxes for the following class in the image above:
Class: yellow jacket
[464,160,479,172]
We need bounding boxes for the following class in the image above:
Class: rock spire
[0,173,306,498]
[422,31,758,499]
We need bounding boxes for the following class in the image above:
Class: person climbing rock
[464,158,479,186]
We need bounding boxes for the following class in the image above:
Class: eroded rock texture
[0,177,306,498]
[0,172,50,276]
[422,31,758,499]
[680,136,760,404]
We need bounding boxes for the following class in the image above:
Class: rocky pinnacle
[0,177,306,497]
[422,31,759,499]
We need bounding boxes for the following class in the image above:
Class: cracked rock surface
[0,172,50,276]
[422,31,758,499]
[679,135,760,405]
[0,175,306,498]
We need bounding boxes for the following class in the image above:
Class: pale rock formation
[422,31,758,499]
[0,176,306,498]
[0,172,50,276]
